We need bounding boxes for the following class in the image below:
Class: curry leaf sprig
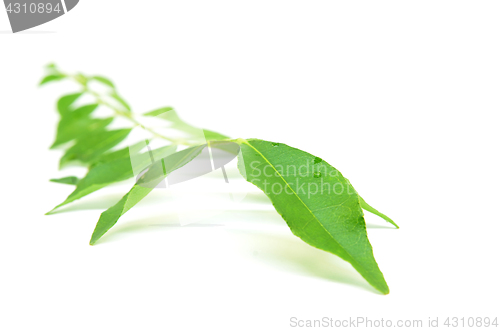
[42,64,399,294]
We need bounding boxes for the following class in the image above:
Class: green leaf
[51,104,113,149]
[91,76,115,88]
[203,129,230,141]
[39,74,66,86]
[110,92,131,112]
[89,141,146,168]
[74,73,88,86]
[143,107,173,117]
[48,144,177,213]
[56,93,84,115]
[50,176,80,185]
[60,129,132,168]
[236,138,392,294]
[45,63,58,70]
[144,107,230,140]
[89,145,206,245]
[359,196,399,229]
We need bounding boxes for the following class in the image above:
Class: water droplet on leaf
[313,172,322,178]
[271,142,280,147]
[314,157,322,164]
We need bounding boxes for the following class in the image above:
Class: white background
[1,1,499,330]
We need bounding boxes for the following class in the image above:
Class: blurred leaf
[91,76,115,88]
[50,176,80,185]
[110,92,131,112]
[60,129,132,168]
[89,141,146,168]
[203,129,230,141]
[57,92,83,115]
[45,63,58,70]
[48,144,177,213]
[39,74,66,86]
[89,145,206,245]
[74,73,88,86]
[51,104,113,149]
[144,107,229,140]
[143,107,173,117]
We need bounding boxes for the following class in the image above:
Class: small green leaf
[89,144,206,245]
[56,93,84,115]
[203,129,230,141]
[50,176,80,185]
[237,139,392,294]
[60,129,132,168]
[39,74,66,86]
[144,107,230,140]
[359,196,399,229]
[91,76,115,88]
[51,104,112,149]
[110,92,131,112]
[143,107,173,117]
[48,144,177,213]
[45,63,58,70]
[74,73,88,86]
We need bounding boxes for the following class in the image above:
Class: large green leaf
[89,145,206,245]
[60,129,132,168]
[51,104,113,149]
[47,144,177,213]
[236,138,394,294]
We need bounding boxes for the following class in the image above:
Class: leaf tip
[387,219,400,229]
[89,231,101,246]
[374,283,390,295]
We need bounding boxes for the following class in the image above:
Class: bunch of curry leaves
[43,64,398,294]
